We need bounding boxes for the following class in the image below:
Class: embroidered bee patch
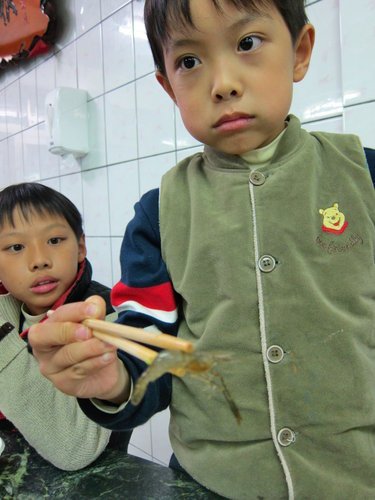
[319,203,348,235]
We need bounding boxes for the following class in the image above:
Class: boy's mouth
[30,278,59,294]
[213,113,254,132]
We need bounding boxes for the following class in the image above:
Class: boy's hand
[28,296,130,404]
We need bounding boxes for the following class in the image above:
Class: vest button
[249,171,266,186]
[267,345,284,363]
[258,255,276,273]
[277,428,296,447]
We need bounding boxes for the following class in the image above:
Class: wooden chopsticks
[83,318,194,365]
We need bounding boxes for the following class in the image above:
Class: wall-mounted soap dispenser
[45,87,89,158]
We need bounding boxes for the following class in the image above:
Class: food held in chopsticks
[83,318,193,365]
[83,319,241,424]
[131,349,242,424]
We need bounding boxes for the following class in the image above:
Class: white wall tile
[40,177,60,191]
[22,127,40,181]
[59,152,82,176]
[291,0,343,121]
[76,26,104,99]
[111,237,123,284]
[303,116,344,134]
[133,0,154,78]
[0,141,9,188]
[75,0,101,36]
[85,236,113,286]
[0,91,7,140]
[82,168,110,236]
[38,122,60,179]
[340,0,375,106]
[128,444,153,461]
[130,421,152,456]
[136,74,175,157]
[7,134,24,184]
[139,152,176,195]
[105,83,138,164]
[55,43,78,88]
[5,80,22,135]
[60,172,84,216]
[81,96,107,170]
[20,71,38,129]
[176,110,202,149]
[36,57,56,122]
[103,4,135,92]
[108,160,140,235]
[101,0,127,19]
[344,102,375,149]
[150,409,173,465]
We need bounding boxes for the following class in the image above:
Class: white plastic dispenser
[45,87,89,158]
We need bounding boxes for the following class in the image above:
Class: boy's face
[0,208,86,315]
[157,0,314,155]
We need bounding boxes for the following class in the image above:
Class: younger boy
[30,1,375,498]
[0,182,126,470]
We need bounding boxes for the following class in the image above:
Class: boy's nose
[29,247,52,270]
[214,88,238,101]
[211,77,243,102]
[32,260,51,270]
[211,62,243,102]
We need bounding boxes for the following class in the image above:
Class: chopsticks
[83,318,195,365]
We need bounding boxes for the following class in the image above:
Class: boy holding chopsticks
[0,182,122,470]
[30,0,375,498]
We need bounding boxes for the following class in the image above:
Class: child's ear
[78,234,87,263]
[156,71,177,105]
[293,23,315,83]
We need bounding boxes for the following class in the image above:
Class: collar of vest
[203,114,303,171]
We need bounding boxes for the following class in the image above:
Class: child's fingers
[47,295,106,324]
[29,320,89,351]
[38,337,116,377]
[29,296,107,350]
[43,352,119,399]
[66,351,117,380]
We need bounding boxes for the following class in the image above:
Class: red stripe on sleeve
[111,281,176,311]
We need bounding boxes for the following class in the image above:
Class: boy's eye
[48,237,63,245]
[238,35,262,52]
[178,55,200,70]
[7,244,24,253]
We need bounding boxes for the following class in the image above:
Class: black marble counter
[0,429,222,499]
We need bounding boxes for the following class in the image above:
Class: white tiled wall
[0,0,374,466]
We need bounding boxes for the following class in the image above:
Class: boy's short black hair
[0,182,84,240]
[144,0,309,75]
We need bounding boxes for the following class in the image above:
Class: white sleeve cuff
[90,377,134,414]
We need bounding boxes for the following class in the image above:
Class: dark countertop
[0,429,222,499]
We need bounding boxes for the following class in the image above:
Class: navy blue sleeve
[111,188,179,335]
[364,147,375,186]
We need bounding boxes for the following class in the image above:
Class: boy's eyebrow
[166,37,201,52]
[0,222,70,240]
[0,230,24,241]
[166,11,271,52]
[38,222,70,232]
